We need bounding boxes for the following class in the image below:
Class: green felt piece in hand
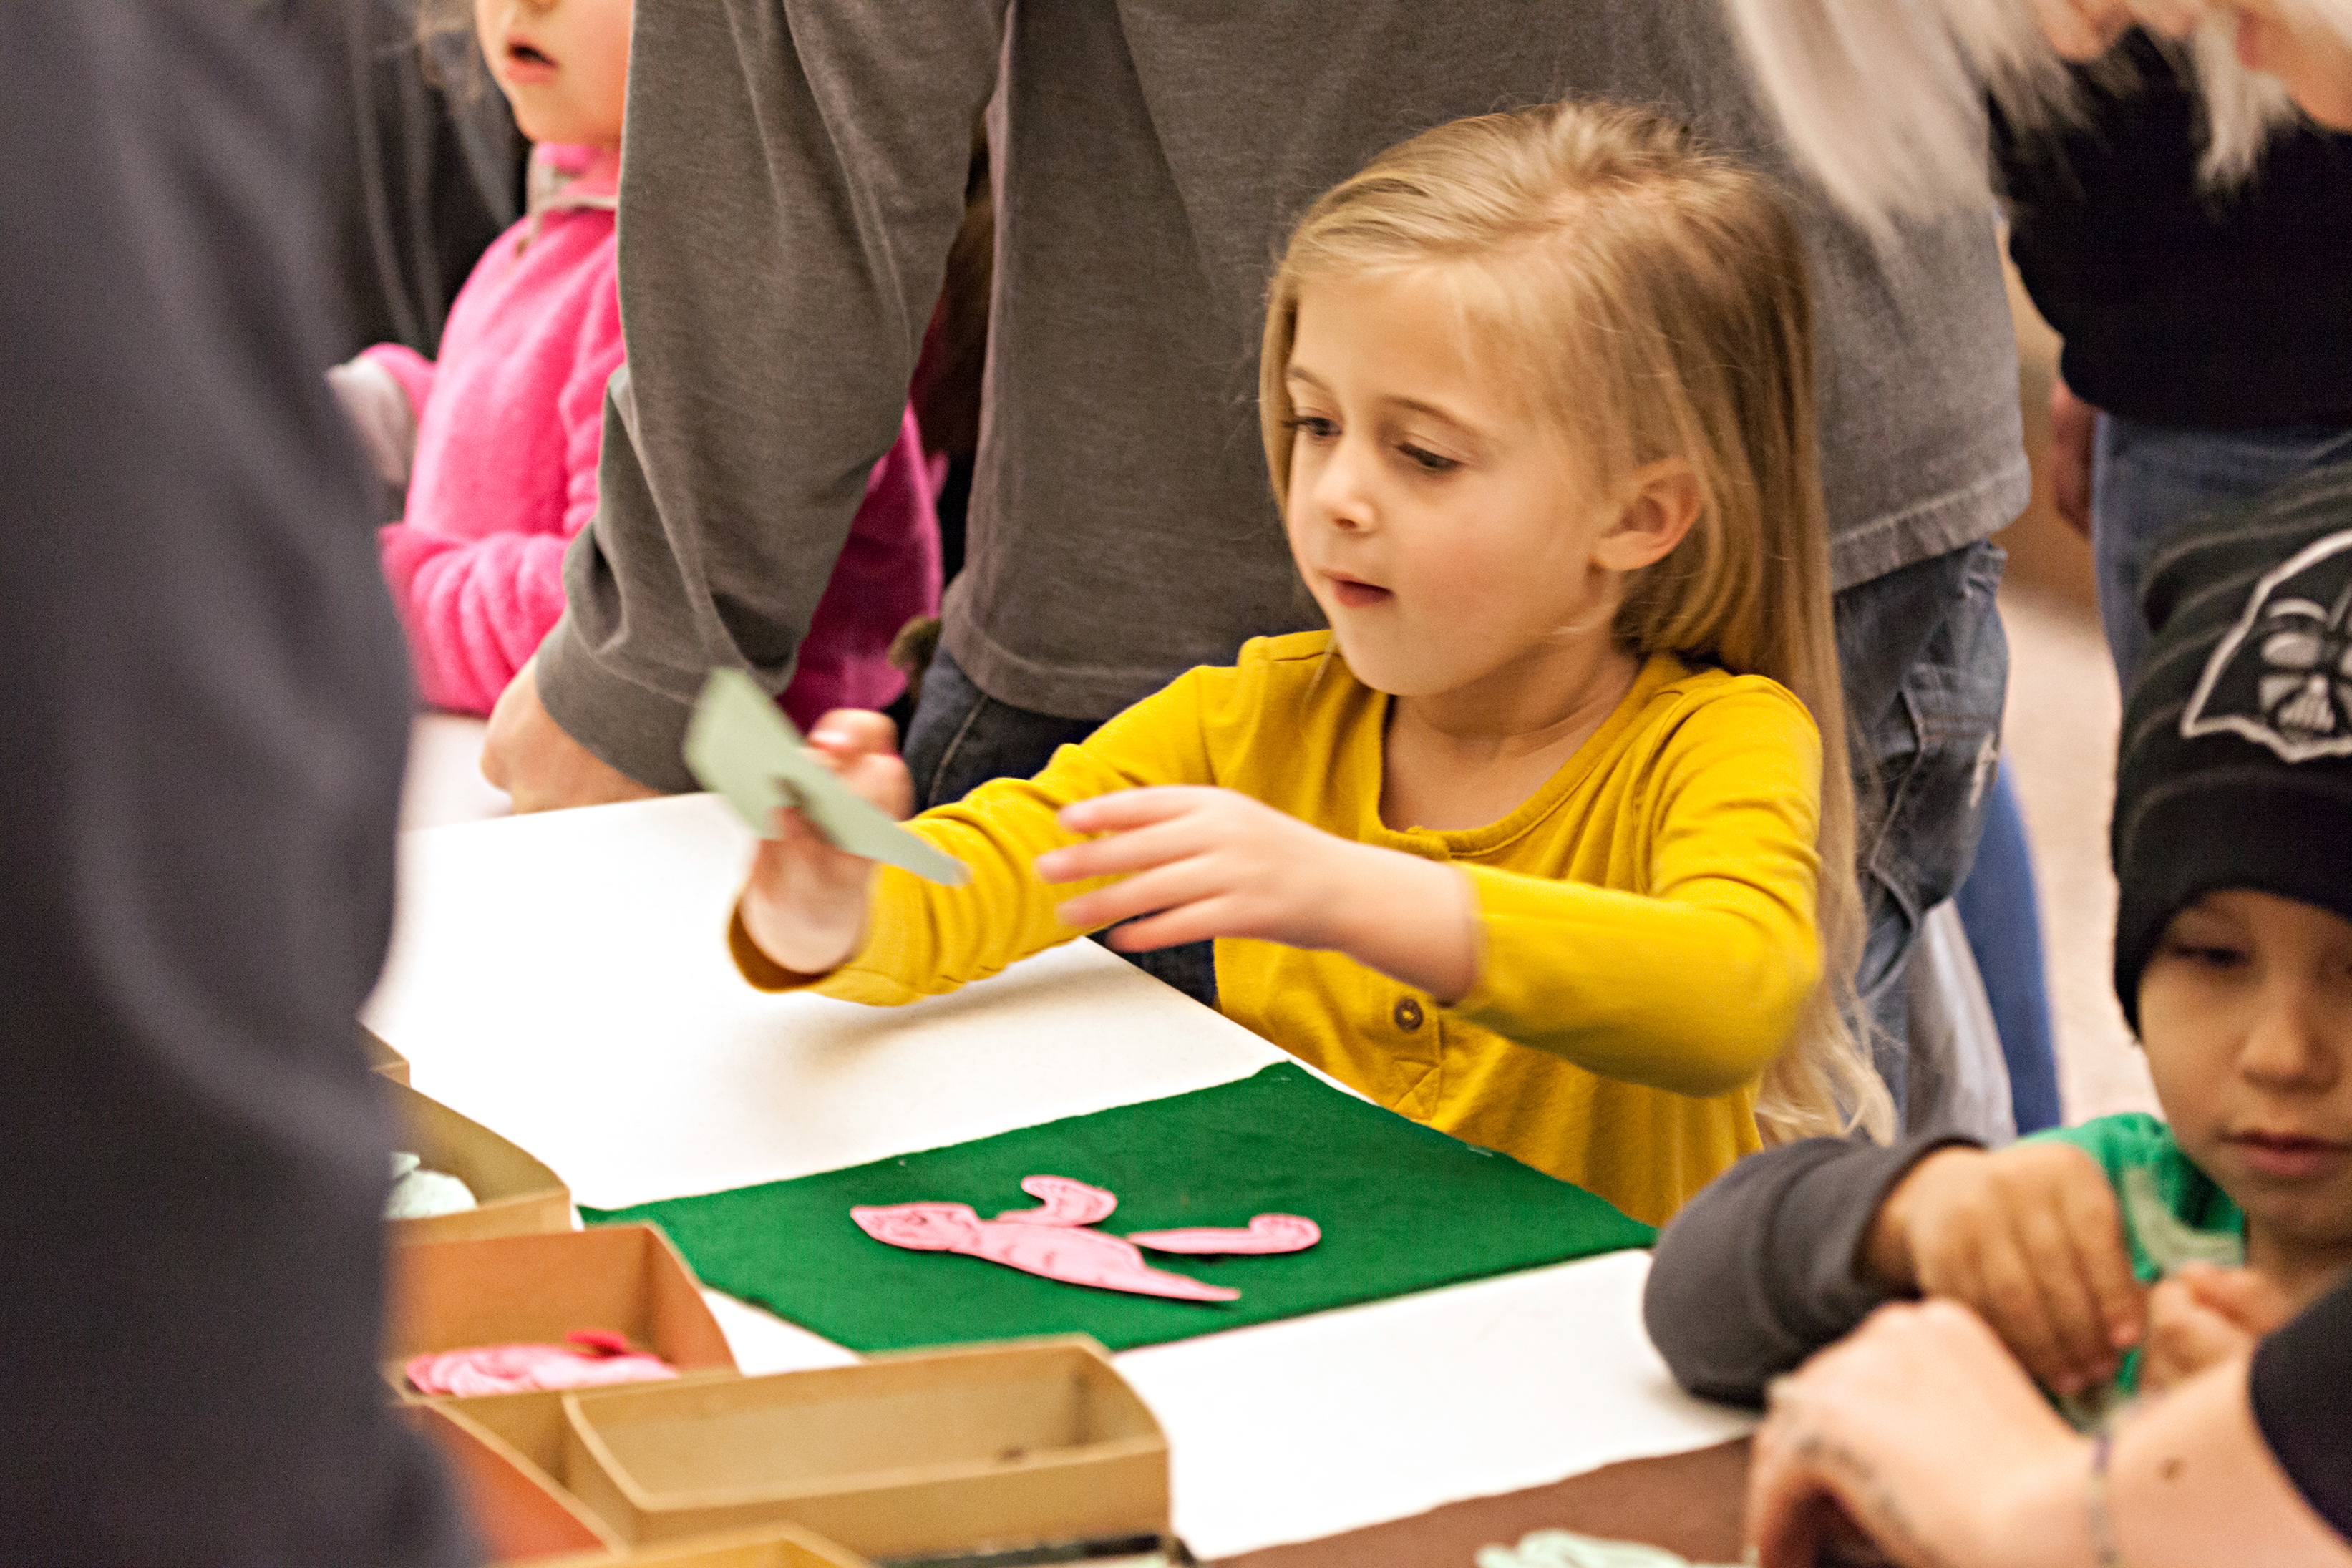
[2120,1164,2245,1274]
[1477,1530,1736,1568]
[584,1063,1656,1355]
[683,668,969,887]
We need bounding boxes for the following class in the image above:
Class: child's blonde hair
[1259,99,1893,1145]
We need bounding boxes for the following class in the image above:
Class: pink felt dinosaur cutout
[993,1174,1118,1227]
[1125,1213,1322,1254]
[850,1174,1320,1302]
[850,1200,1240,1302]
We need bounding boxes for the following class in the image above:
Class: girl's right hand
[1861,1144,2146,1396]
[735,709,914,978]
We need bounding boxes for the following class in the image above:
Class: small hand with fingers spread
[2139,1261,2297,1394]
[735,709,913,978]
[1863,1143,2146,1395]
[1037,787,1477,1001]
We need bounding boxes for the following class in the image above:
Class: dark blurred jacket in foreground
[0,2,474,1561]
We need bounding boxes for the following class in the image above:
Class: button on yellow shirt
[733,632,1824,1224]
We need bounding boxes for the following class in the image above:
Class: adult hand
[1038,787,1476,1000]
[1748,1301,2090,1568]
[2031,0,2215,57]
[2139,1261,2298,1393]
[1862,1143,2144,1393]
[482,657,663,814]
[2029,0,2137,57]
[2049,378,2099,537]
[735,710,913,977]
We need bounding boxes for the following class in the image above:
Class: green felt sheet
[583,1063,1654,1353]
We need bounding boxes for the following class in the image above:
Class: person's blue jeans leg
[1835,540,2011,1116]
[2091,417,2352,691]
[1953,764,2061,1134]
[901,647,1219,1007]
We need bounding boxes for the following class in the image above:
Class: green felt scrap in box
[582,1062,1654,1353]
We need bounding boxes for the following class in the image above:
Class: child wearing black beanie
[1643,461,2352,1421]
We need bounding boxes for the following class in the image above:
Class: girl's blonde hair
[1259,100,1893,1145]
[1729,0,2341,223]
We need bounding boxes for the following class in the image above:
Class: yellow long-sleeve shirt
[732,632,1824,1224]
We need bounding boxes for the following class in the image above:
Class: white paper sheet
[369,794,1753,1558]
[1117,1253,1752,1559]
[399,714,510,832]
[367,796,1286,1209]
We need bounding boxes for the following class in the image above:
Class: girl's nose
[1308,436,1379,533]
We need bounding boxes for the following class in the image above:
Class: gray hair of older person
[1726,0,2341,221]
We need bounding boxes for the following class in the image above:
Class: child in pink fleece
[336,0,936,724]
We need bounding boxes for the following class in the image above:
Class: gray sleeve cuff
[534,608,701,794]
[324,356,416,491]
[1644,1129,1980,1407]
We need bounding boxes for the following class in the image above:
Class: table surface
[366,784,1751,1561]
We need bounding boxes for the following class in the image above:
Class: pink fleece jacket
[368,145,939,725]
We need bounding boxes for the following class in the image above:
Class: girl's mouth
[1324,573,1392,610]
[505,39,557,74]
[2226,1131,2352,1182]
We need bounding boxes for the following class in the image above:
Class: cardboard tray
[389,1224,739,1405]
[594,1530,876,1567]
[410,1402,623,1562]
[526,1524,877,1568]
[555,1336,1168,1561]
[427,1397,870,1568]
[385,1077,572,1244]
[364,1023,412,1084]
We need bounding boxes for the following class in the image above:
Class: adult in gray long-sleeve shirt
[490,4,2028,1077]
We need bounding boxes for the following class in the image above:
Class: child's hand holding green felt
[736,709,914,978]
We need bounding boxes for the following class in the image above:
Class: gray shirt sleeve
[1643,1132,1977,1406]
[536,1,1009,788]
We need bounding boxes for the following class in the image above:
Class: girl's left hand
[1036,787,1476,999]
[1039,787,1371,953]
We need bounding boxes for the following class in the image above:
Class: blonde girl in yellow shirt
[731,100,1893,1224]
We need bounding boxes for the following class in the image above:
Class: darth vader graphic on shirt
[2182,528,2352,763]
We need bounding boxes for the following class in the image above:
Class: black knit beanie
[2113,461,2352,1033]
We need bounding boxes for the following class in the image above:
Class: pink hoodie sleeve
[553,278,623,543]
[378,529,577,713]
[376,258,626,715]
[356,342,436,417]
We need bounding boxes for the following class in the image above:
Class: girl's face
[2139,890,2352,1275]
[1280,269,1658,708]
[476,0,633,150]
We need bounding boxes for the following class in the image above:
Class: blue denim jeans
[908,539,2011,1114]
[1953,764,2061,1134]
[903,650,1220,1005]
[2092,417,2352,691]
[1835,540,2010,1111]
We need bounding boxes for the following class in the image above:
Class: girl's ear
[1593,458,1701,572]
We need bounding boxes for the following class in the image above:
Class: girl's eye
[1398,443,1459,474]
[1285,415,1338,442]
